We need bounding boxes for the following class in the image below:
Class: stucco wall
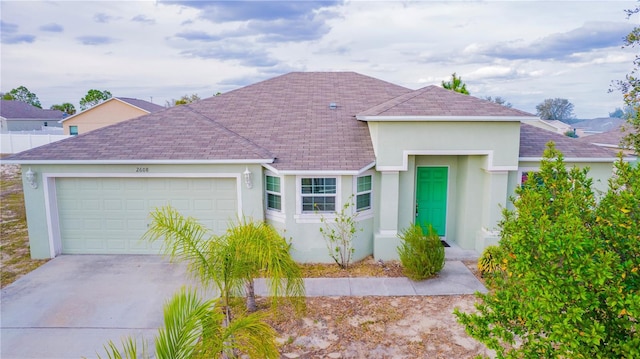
[368,121,521,169]
[20,163,263,258]
[62,100,149,135]
[266,174,375,263]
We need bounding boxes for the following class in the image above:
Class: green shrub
[397,224,445,280]
[477,245,504,278]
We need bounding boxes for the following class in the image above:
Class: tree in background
[535,98,575,122]
[612,1,639,152]
[441,72,470,95]
[484,96,512,108]
[455,144,639,358]
[166,94,201,107]
[79,89,112,111]
[2,86,42,108]
[50,103,76,116]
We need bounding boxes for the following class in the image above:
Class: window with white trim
[355,174,372,212]
[265,175,281,211]
[301,177,336,212]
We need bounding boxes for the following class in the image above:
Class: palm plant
[97,287,279,359]
[143,206,305,322]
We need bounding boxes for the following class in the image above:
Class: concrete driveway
[1,255,197,359]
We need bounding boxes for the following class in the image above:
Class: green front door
[416,167,448,236]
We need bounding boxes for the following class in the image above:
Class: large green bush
[397,224,445,280]
[455,144,640,358]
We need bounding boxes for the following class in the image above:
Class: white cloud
[0,0,637,118]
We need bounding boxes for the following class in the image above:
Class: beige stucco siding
[62,100,149,135]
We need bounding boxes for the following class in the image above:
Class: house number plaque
[136,167,149,173]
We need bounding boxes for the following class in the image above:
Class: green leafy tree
[441,72,470,95]
[166,94,201,107]
[79,89,112,110]
[535,98,575,122]
[612,1,640,153]
[144,206,305,321]
[97,287,279,359]
[50,103,76,116]
[3,86,42,108]
[484,96,512,108]
[455,144,640,358]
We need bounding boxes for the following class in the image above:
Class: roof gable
[116,97,164,113]
[358,85,535,119]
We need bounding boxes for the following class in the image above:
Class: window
[301,177,336,212]
[265,175,281,211]
[70,126,78,136]
[356,175,372,211]
[521,171,543,187]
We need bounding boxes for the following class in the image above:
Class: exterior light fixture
[243,167,253,189]
[25,167,38,189]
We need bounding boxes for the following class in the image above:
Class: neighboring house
[0,100,64,132]
[572,117,626,136]
[6,72,633,262]
[60,97,164,135]
[522,118,572,135]
[577,125,636,156]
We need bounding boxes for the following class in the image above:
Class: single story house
[1,100,64,132]
[6,72,631,262]
[60,97,164,136]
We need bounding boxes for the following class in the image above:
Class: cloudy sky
[1,0,637,118]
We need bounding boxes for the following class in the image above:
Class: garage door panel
[56,177,238,254]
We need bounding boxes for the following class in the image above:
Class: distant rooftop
[0,100,64,119]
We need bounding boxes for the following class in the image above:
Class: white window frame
[295,175,341,223]
[354,171,373,218]
[264,171,285,222]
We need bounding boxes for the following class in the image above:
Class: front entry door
[416,167,448,236]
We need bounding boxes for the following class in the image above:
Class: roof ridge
[183,105,275,160]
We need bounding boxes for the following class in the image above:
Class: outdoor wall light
[25,167,38,189]
[243,167,253,189]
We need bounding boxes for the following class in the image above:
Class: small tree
[97,287,279,359]
[144,207,305,322]
[50,103,76,116]
[319,198,361,269]
[441,72,470,95]
[166,94,201,107]
[397,224,445,280]
[535,98,575,122]
[455,143,640,358]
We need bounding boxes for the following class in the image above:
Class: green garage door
[56,177,238,254]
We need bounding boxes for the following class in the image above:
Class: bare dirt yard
[1,163,48,287]
[0,163,490,358]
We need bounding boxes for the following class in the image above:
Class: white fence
[1,133,71,154]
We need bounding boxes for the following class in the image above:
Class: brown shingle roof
[519,123,616,158]
[116,97,164,113]
[8,72,409,170]
[10,73,616,169]
[0,100,64,119]
[358,85,535,118]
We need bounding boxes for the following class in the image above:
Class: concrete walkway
[1,253,485,359]
[256,260,487,296]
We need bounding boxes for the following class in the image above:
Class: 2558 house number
[136,167,149,173]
